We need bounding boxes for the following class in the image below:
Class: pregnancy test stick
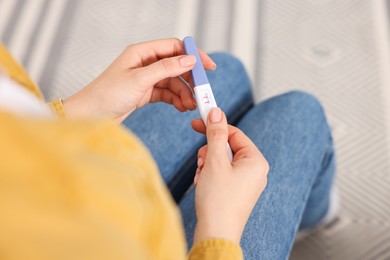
[183,36,233,162]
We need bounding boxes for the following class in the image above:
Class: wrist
[63,84,136,121]
[62,92,95,118]
[194,219,243,245]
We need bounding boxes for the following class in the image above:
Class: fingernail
[209,107,222,123]
[212,62,217,70]
[180,55,196,68]
[197,157,203,168]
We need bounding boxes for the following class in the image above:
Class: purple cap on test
[183,36,209,86]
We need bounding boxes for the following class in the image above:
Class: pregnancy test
[183,36,233,162]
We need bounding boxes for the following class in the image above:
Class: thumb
[135,55,196,86]
[205,107,230,166]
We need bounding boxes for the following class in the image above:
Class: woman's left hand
[62,38,216,121]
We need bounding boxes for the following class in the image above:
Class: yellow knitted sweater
[0,44,243,259]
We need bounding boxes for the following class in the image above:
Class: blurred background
[1,0,390,259]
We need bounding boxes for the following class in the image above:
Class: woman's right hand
[62,38,215,122]
[191,108,269,245]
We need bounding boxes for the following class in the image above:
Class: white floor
[1,0,390,259]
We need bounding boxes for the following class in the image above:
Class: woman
[0,38,335,259]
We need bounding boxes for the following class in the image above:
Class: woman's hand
[63,38,216,121]
[191,108,269,245]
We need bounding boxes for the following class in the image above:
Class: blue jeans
[123,53,335,259]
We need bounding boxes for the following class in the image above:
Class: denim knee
[278,91,333,147]
[244,90,332,144]
[276,91,327,125]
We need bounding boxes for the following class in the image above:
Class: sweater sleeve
[188,239,243,260]
[48,98,66,118]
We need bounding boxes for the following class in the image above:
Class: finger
[205,108,230,165]
[172,94,187,112]
[192,118,258,156]
[125,38,216,70]
[179,58,211,89]
[197,145,208,160]
[197,156,205,170]
[135,55,197,87]
[151,88,187,112]
[177,74,196,91]
[191,118,206,133]
[198,49,217,71]
[159,58,211,91]
[194,169,200,186]
[179,73,191,85]
[182,73,195,89]
[166,77,196,110]
[225,126,258,155]
[154,76,195,109]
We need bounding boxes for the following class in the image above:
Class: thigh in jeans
[180,91,335,259]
